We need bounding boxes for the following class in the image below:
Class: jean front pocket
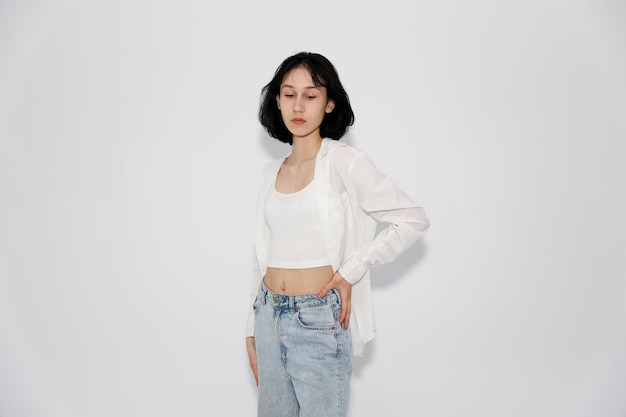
[295,303,336,331]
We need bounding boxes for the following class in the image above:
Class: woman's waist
[258,280,340,308]
[264,265,333,295]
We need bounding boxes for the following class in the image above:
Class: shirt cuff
[338,256,368,285]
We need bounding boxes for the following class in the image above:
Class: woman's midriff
[264,265,334,295]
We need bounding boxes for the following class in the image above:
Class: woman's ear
[276,95,281,109]
[326,100,335,113]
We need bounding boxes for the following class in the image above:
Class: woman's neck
[289,136,323,165]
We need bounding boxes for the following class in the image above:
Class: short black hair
[259,52,355,145]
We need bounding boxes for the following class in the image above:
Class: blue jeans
[254,281,352,417]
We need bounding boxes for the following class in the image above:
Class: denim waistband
[259,281,340,308]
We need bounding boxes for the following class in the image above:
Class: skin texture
[247,66,353,386]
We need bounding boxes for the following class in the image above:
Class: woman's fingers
[318,272,352,329]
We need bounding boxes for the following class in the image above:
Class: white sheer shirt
[247,138,430,357]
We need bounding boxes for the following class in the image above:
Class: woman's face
[276,66,335,141]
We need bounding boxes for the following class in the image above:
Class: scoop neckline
[273,157,317,195]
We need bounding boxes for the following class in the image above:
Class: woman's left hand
[317,272,352,329]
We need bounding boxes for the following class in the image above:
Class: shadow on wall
[352,238,429,377]
[371,237,429,290]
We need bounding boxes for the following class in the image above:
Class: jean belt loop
[289,295,295,311]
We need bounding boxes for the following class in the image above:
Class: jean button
[273,295,281,303]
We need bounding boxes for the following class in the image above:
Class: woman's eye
[307,96,316,100]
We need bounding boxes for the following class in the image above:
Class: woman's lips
[291,118,305,125]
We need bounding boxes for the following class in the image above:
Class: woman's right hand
[246,336,258,387]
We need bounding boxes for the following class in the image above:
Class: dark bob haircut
[259,52,355,145]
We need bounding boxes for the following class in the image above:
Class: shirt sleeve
[337,151,430,285]
[245,161,275,338]
[245,249,261,337]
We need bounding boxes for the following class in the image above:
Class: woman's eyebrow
[280,84,321,90]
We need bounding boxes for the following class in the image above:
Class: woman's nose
[293,96,304,112]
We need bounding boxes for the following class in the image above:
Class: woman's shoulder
[323,138,369,167]
[253,158,283,190]
[260,157,284,172]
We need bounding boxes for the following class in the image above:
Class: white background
[1,1,625,416]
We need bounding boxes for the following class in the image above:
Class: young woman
[246,52,429,417]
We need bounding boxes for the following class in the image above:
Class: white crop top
[264,176,332,269]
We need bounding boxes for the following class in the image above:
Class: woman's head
[259,52,355,144]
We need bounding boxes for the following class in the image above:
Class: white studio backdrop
[1,0,625,416]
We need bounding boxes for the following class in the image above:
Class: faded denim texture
[254,282,352,417]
